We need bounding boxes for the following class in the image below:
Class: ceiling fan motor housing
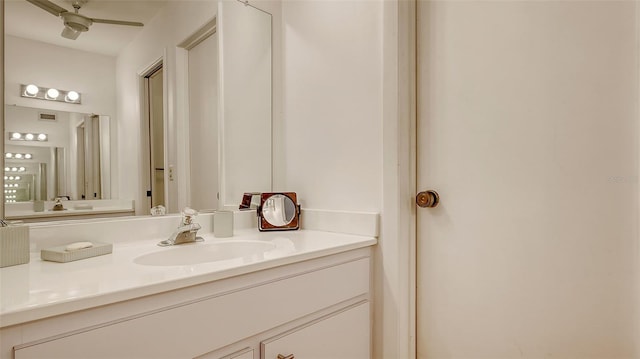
[62,13,92,32]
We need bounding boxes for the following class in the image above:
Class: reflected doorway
[144,64,165,210]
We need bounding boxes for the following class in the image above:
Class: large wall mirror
[3,0,272,222]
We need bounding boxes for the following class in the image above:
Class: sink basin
[133,240,276,266]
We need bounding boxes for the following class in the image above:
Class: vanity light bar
[5,153,33,160]
[8,132,48,142]
[4,184,20,188]
[3,176,22,181]
[4,190,17,194]
[20,84,81,104]
[4,167,26,173]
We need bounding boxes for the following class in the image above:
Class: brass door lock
[416,190,439,208]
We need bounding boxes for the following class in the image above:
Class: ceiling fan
[25,0,144,40]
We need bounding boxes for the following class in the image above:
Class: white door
[416,1,638,357]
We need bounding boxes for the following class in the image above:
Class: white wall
[278,0,383,212]
[4,35,115,116]
[277,2,387,358]
[115,1,217,215]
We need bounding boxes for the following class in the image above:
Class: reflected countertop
[0,229,376,328]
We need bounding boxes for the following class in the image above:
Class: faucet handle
[181,207,198,225]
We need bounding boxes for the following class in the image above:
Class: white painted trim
[217,1,228,210]
[175,47,190,211]
[636,0,640,353]
[377,0,416,358]
[1,0,5,220]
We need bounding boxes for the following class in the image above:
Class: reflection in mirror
[3,0,273,222]
[258,192,300,231]
[4,105,111,203]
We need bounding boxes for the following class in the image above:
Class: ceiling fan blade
[61,26,81,40]
[91,18,144,27]
[25,0,68,17]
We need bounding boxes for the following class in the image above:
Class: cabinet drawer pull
[277,354,294,359]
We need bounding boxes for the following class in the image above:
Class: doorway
[416,1,638,357]
[143,64,165,210]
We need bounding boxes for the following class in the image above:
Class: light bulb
[18,167,26,172]
[3,176,7,180]
[14,154,23,159]
[4,167,9,172]
[10,167,17,172]
[46,88,60,99]
[5,153,12,158]
[24,154,32,159]
[25,133,34,141]
[25,84,39,96]
[37,134,47,141]
[15,176,20,180]
[11,133,22,140]
[9,176,14,180]
[66,91,80,102]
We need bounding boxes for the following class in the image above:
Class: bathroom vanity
[0,214,377,359]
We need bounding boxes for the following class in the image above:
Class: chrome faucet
[158,208,204,246]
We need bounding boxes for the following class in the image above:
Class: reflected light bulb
[25,84,39,96]
[24,154,32,159]
[15,176,21,180]
[14,154,23,159]
[66,91,79,102]
[5,153,12,158]
[11,133,22,140]
[25,133,34,141]
[46,88,59,99]
[37,134,47,141]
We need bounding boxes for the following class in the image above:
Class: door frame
[379,0,417,358]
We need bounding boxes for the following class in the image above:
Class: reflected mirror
[258,192,300,231]
[5,105,111,203]
[3,0,272,222]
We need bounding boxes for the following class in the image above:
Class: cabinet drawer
[261,302,370,359]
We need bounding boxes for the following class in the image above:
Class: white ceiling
[4,0,168,56]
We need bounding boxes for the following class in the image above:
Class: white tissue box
[0,225,30,268]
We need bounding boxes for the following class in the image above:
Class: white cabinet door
[261,302,369,359]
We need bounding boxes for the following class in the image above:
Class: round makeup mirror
[258,192,300,231]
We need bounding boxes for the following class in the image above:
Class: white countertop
[0,229,376,328]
